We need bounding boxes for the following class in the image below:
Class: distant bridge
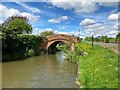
[39,34,80,54]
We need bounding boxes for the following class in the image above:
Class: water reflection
[55,52,65,64]
[2,52,78,88]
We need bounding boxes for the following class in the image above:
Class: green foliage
[116,33,120,38]
[84,36,92,41]
[27,49,34,56]
[94,37,100,42]
[2,33,42,60]
[84,36,116,43]
[74,42,118,88]
[100,36,109,43]
[116,33,120,43]
[2,16,32,34]
[57,43,70,53]
[59,41,118,88]
[2,16,42,61]
[40,31,55,37]
[56,43,80,63]
[108,37,116,43]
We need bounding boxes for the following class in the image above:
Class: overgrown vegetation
[1,16,42,61]
[40,30,55,37]
[58,42,118,88]
[77,42,118,88]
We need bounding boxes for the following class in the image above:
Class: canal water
[2,52,78,88]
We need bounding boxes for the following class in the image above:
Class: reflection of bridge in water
[39,34,80,54]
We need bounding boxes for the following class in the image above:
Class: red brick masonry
[39,34,80,50]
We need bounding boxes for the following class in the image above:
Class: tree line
[84,35,120,43]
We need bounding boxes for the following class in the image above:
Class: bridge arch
[39,34,80,54]
[47,40,68,54]
[47,39,68,49]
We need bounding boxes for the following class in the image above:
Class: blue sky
[0,1,119,38]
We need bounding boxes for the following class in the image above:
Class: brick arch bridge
[40,34,80,54]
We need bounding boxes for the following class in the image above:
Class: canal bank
[63,42,118,88]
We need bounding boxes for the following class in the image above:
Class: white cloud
[110,9,118,14]
[108,12,119,21]
[32,28,41,35]
[80,18,118,38]
[21,12,40,22]
[32,28,90,38]
[48,16,68,23]
[44,28,54,31]
[80,18,96,26]
[57,31,68,34]
[61,27,65,30]
[32,28,57,35]
[113,24,118,30]
[99,2,118,7]
[106,30,118,37]
[0,4,7,15]
[15,2,41,13]
[0,18,4,24]
[43,0,98,14]
[48,19,59,23]
[84,23,101,29]
[58,26,65,30]
[32,27,73,36]
[0,4,40,22]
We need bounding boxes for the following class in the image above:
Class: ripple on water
[2,52,78,88]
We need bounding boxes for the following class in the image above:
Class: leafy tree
[84,35,117,43]
[84,37,89,41]
[2,16,42,61]
[94,37,100,42]
[116,33,120,43]
[2,16,32,34]
[116,33,120,38]
[40,31,55,37]
[108,37,116,43]
[99,36,109,43]
[84,36,93,41]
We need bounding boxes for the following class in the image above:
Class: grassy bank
[63,42,118,88]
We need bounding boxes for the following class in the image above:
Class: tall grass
[75,42,118,88]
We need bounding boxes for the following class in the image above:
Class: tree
[1,16,42,61]
[99,36,109,43]
[116,33,120,43]
[94,37,100,42]
[84,37,90,41]
[40,31,55,37]
[2,16,32,34]
[108,37,116,43]
[116,33,120,38]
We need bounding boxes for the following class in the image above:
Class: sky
[0,0,119,38]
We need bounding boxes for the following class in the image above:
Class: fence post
[92,35,94,48]
[104,38,106,48]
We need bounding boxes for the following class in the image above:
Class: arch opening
[48,41,67,54]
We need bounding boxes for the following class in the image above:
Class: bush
[27,49,34,56]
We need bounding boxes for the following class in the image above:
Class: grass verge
[71,42,118,88]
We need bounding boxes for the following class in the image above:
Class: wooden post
[104,38,106,48]
[92,35,94,48]
[71,42,75,52]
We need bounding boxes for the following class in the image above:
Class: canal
[2,52,78,88]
